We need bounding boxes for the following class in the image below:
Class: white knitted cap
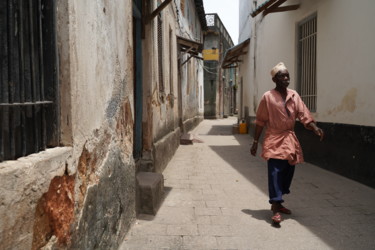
[270,62,287,77]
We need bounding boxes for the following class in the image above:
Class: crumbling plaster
[59,0,136,248]
[0,0,136,249]
[0,147,72,250]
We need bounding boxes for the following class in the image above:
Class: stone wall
[0,0,136,249]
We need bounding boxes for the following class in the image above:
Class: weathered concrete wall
[141,0,204,172]
[149,2,180,143]
[0,148,72,250]
[60,0,136,248]
[178,0,205,125]
[70,148,135,249]
[153,127,181,173]
[0,0,136,249]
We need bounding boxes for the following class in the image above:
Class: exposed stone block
[153,127,181,173]
[137,172,164,215]
[180,133,194,145]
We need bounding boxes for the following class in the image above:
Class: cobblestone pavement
[119,117,375,250]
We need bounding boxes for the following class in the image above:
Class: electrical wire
[198,60,219,75]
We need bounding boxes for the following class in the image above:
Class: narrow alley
[119,117,375,250]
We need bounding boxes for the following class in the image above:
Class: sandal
[271,203,292,214]
[272,212,282,224]
[278,205,291,214]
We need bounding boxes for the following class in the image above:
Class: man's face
[275,69,290,88]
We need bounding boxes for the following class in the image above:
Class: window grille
[0,0,58,162]
[157,13,164,93]
[297,14,317,112]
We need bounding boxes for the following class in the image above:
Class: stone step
[180,133,194,145]
[136,172,164,215]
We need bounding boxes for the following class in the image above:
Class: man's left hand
[309,122,324,141]
[313,127,324,141]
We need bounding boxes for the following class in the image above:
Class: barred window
[297,14,317,112]
[157,13,164,93]
[0,0,58,162]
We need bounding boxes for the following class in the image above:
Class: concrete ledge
[0,147,73,250]
[180,133,194,145]
[136,172,164,215]
[182,115,203,133]
[153,127,181,173]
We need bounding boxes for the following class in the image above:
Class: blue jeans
[268,158,295,204]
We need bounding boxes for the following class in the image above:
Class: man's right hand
[250,142,258,156]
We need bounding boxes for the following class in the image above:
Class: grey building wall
[203,14,234,119]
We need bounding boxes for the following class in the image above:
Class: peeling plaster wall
[178,0,204,129]
[143,0,204,172]
[150,2,180,143]
[140,1,181,173]
[0,0,136,249]
[67,0,134,157]
[60,0,136,249]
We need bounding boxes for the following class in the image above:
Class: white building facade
[238,0,375,187]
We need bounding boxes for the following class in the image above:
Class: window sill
[0,147,73,173]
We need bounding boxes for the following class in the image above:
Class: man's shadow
[241,209,291,228]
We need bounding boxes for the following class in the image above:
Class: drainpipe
[252,0,258,120]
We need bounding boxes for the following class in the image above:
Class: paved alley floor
[119,117,375,250]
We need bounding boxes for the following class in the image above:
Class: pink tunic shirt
[255,89,315,165]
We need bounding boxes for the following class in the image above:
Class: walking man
[250,62,324,224]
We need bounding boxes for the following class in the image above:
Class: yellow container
[239,122,247,134]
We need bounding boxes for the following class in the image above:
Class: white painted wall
[238,0,252,43]
[240,0,375,127]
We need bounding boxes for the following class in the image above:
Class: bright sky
[203,0,239,44]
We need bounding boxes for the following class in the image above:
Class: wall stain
[116,99,134,157]
[327,88,357,115]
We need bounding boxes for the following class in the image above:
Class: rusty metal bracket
[264,4,300,16]
[145,0,172,24]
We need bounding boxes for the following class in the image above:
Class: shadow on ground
[241,209,292,228]
[205,121,375,250]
